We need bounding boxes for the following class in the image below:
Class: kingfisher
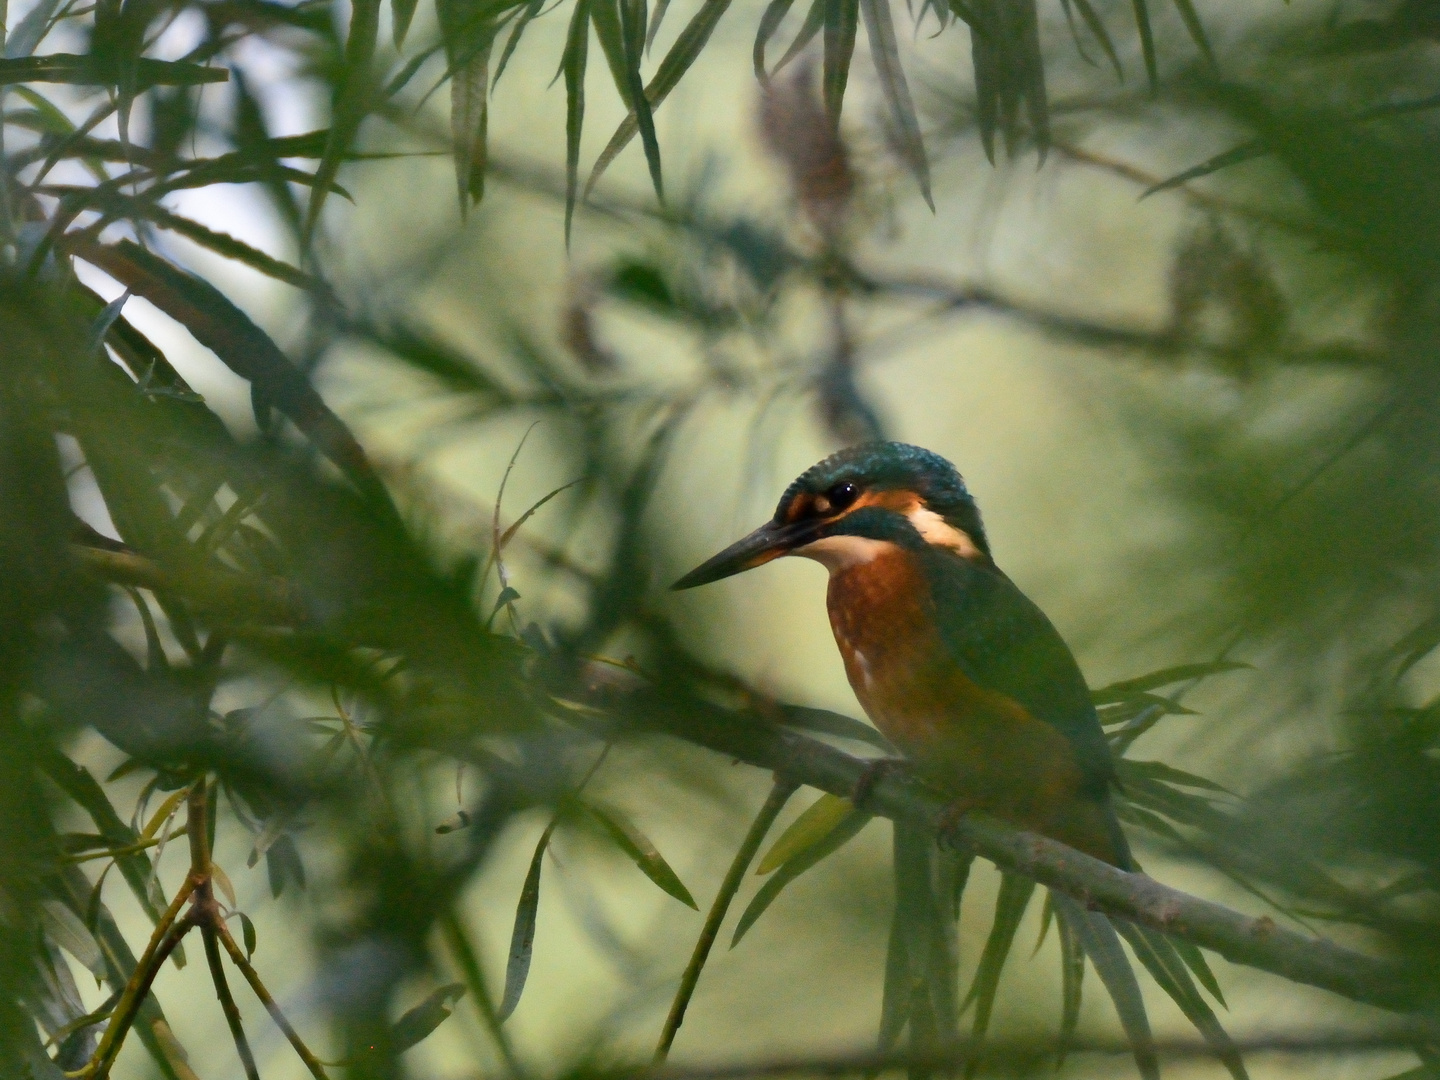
[673,442,1132,869]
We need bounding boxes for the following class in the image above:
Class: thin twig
[440,909,525,1076]
[656,776,801,1061]
[203,924,260,1080]
[216,921,331,1080]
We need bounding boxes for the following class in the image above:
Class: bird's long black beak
[672,519,818,590]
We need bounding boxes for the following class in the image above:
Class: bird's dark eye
[826,482,859,511]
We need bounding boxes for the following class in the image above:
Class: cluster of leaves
[6,0,1440,1078]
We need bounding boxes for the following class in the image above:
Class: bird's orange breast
[825,547,1119,862]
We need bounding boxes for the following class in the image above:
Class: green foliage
[5,0,1440,1077]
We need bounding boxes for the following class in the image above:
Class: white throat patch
[906,507,984,559]
[792,534,893,572]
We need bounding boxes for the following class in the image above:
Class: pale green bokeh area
[64,1,1428,1077]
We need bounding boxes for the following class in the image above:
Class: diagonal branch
[612,689,1437,1027]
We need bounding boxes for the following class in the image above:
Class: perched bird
[673,442,1132,869]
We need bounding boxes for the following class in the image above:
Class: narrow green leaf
[1141,142,1267,199]
[877,888,911,1051]
[1092,660,1250,701]
[392,983,467,1053]
[584,0,733,197]
[139,787,190,842]
[6,0,65,57]
[1053,897,1157,1080]
[1171,937,1226,1008]
[732,808,870,945]
[753,0,797,80]
[305,0,381,244]
[0,55,228,87]
[758,793,854,874]
[1118,759,1234,796]
[498,819,558,1021]
[821,0,859,128]
[393,0,420,47]
[592,0,663,202]
[1170,0,1215,68]
[1056,902,1085,1063]
[778,707,894,750]
[645,0,672,51]
[86,290,130,357]
[586,802,697,908]
[450,35,494,208]
[1032,889,1054,955]
[494,0,546,86]
[562,0,593,244]
[42,901,106,979]
[772,0,825,75]
[1115,923,1248,1080]
[238,912,257,960]
[1069,0,1123,81]
[962,871,1036,1072]
[860,0,931,207]
[1130,0,1157,91]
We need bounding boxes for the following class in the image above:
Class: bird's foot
[935,798,978,849]
[851,757,909,811]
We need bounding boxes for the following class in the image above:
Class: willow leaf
[1172,936,1226,1007]
[1115,923,1247,1080]
[584,0,732,197]
[732,808,870,946]
[562,0,593,244]
[498,818,558,1021]
[586,802,697,909]
[393,0,420,46]
[753,0,797,80]
[778,706,894,751]
[1130,0,1157,91]
[1053,896,1158,1080]
[1142,142,1267,198]
[1056,902,1085,1063]
[1171,0,1214,67]
[305,0,380,244]
[962,871,1035,1071]
[821,0,859,128]
[1070,0,1121,80]
[392,983,466,1052]
[758,793,854,874]
[592,0,662,200]
[451,34,493,208]
[494,0,546,86]
[773,0,825,75]
[1092,660,1250,702]
[860,0,931,207]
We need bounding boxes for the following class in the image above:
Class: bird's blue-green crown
[778,442,990,554]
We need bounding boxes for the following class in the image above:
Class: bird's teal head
[673,442,990,589]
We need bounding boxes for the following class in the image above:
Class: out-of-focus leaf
[212,863,237,909]
[592,0,663,201]
[5,0,65,56]
[393,0,420,46]
[757,793,854,874]
[494,0,545,85]
[305,0,381,243]
[1032,889,1054,955]
[1056,901,1085,1062]
[139,787,190,841]
[266,834,305,898]
[777,706,894,750]
[1053,896,1158,1080]
[1171,0,1214,68]
[1092,661,1250,703]
[391,983,466,1053]
[72,241,395,517]
[1119,759,1234,796]
[1130,0,1157,90]
[1115,922,1247,1080]
[0,55,228,87]
[586,802,697,908]
[753,0,797,80]
[962,871,1035,1065]
[238,912,257,960]
[860,0,930,207]
[645,0,671,51]
[821,0,858,128]
[561,0,593,243]
[1142,141,1267,198]
[1171,936,1226,1007]
[772,0,824,75]
[86,290,130,357]
[498,819,558,1020]
[42,901,106,979]
[449,34,493,208]
[732,806,870,945]
[584,0,733,197]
